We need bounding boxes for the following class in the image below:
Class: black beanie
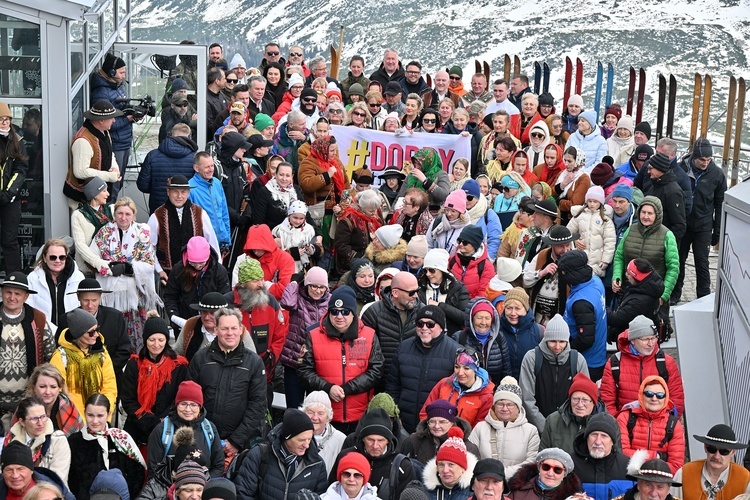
[584,413,620,442]
[281,409,314,440]
[301,88,318,101]
[1,441,34,471]
[693,137,713,158]
[649,152,671,173]
[558,250,592,285]
[634,121,651,140]
[538,92,554,107]
[358,408,395,442]
[458,224,484,250]
[103,53,126,73]
[143,316,170,342]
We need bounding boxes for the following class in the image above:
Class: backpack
[224,441,269,483]
[533,346,579,380]
[609,350,669,411]
[379,454,424,500]
[625,409,678,451]
[161,416,216,459]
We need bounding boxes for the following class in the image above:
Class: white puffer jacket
[567,204,617,277]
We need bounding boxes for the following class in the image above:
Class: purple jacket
[280,281,330,368]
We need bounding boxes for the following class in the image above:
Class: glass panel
[0,104,45,274]
[72,86,85,133]
[88,17,101,63]
[70,20,85,86]
[117,0,127,27]
[103,1,115,42]
[0,15,41,98]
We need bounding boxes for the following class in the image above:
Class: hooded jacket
[385,331,462,433]
[565,124,608,171]
[518,340,590,432]
[679,155,726,234]
[163,247,231,321]
[361,291,421,383]
[280,281,330,369]
[423,450,478,499]
[448,244,496,299]
[646,169,686,241]
[90,71,131,151]
[452,298,511,386]
[399,416,478,466]
[499,307,543,379]
[468,405,540,478]
[571,428,632,500]
[567,203,617,277]
[616,376,685,473]
[188,173,231,248]
[600,331,684,418]
[235,424,328,500]
[606,270,664,337]
[417,270,470,335]
[612,196,679,302]
[242,224,295,300]
[137,136,198,213]
[218,134,249,227]
[365,239,408,275]
[507,462,582,500]
[539,398,609,454]
[524,121,551,169]
[419,368,495,428]
[26,259,85,326]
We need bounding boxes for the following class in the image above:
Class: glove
[122,262,134,276]
[109,262,127,277]
[711,233,720,246]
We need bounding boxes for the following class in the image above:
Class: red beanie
[472,301,495,319]
[568,373,598,403]
[337,451,371,485]
[435,427,468,470]
[175,381,204,407]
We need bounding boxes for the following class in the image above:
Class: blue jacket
[565,276,608,369]
[188,174,231,248]
[499,307,543,379]
[473,207,503,261]
[137,136,198,213]
[0,467,75,500]
[90,72,131,152]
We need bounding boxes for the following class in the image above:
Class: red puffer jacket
[243,224,295,300]
[600,331,684,417]
[419,373,496,428]
[448,244,496,299]
[616,375,685,473]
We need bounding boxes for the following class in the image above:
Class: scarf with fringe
[133,353,188,417]
[62,345,104,406]
[83,424,146,469]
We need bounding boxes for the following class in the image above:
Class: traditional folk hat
[693,424,749,450]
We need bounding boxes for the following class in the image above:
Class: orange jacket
[243,224,295,300]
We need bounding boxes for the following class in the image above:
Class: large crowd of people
[0,41,742,500]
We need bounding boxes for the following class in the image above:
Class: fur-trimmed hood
[423,451,478,491]
[507,462,582,500]
[365,238,408,265]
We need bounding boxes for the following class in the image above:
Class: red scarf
[133,354,188,416]
[538,144,565,184]
[311,136,346,194]
[340,205,383,236]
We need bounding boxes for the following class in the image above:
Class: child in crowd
[567,186,616,277]
[272,200,322,274]
[449,157,472,191]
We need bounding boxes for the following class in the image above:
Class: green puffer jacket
[611,196,679,301]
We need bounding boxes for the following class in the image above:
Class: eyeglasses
[706,445,732,456]
[465,195,475,202]
[178,402,200,409]
[540,463,565,475]
[24,414,49,424]
[341,471,364,480]
[405,70,420,75]
[85,327,99,337]
[302,97,317,103]
[0,117,10,124]
[417,320,437,329]
[494,402,517,409]
[226,78,238,84]
[188,261,207,269]
[394,288,419,297]
[352,111,366,117]
[428,419,451,427]
[330,308,353,317]
[47,254,67,262]
[422,118,436,123]
[635,336,657,344]
[308,284,327,291]
[266,51,280,56]
[570,397,593,405]
[531,132,544,138]
[449,76,461,81]
[289,51,303,57]
[328,109,343,114]
[643,390,666,399]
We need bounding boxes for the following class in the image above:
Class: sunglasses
[329,109,343,114]
[425,268,438,273]
[540,463,565,475]
[394,287,419,297]
[643,390,666,399]
[503,186,514,192]
[226,78,238,84]
[85,327,99,337]
[422,118,436,123]
[465,195,475,202]
[449,76,461,81]
[266,51,280,56]
[706,445,732,456]
[457,238,471,246]
[302,97,317,103]
[417,320,437,329]
[368,102,381,107]
[330,308,353,317]
[47,254,67,262]
[341,471,364,480]
[530,132,544,138]
[352,111,366,117]
[289,51,303,57]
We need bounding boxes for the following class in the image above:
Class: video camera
[115,95,157,121]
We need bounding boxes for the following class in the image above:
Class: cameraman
[90,52,132,200]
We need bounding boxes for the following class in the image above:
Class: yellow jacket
[50,329,117,420]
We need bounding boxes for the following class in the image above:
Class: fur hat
[445,190,468,214]
[504,287,529,311]
[585,186,606,205]
[337,452,371,485]
[375,224,403,248]
[568,372,598,402]
[494,376,523,408]
[435,427,468,470]
[423,249,450,274]
[406,235,428,258]
[544,314,570,342]
[634,121,652,140]
[628,315,656,341]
